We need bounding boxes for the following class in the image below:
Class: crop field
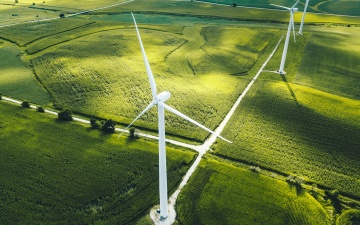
[0,101,195,224]
[176,158,330,225]
[198,0,360,16]
[1,0,360,224]
[0,44,51,105]
[214,79,360,197]
[0,17,282,142]
[106,0,360,25]
[295,26,360,99]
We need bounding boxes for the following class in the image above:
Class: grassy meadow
[0,43,51,105]
[176,158,330,225]
[0,101,195,224]
[0,0,360,223]
[0,17,283,142]
[295,26,360,99]
[214,79,360,197]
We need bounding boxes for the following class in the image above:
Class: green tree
[90,118,100,129]
[37,106,45,113]
[21,101,30,108]
[129,127,139,138]
[101,119,116,133]
[58,109,73,121]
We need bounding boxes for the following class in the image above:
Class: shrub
[37,106,45,113]
[21,101,30,108]
[232,3,237,7]
[250,166,261,173]
[0,93,2,100]
[90,118,100,129]
[129,127,140,138]
[58,109,73,121]
[59,13,65,18]
[101,119,116,133]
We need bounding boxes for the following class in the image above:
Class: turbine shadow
[280,73,298,105]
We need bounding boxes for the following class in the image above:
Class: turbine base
[275,70,286,75]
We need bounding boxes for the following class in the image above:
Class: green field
[215,79,360,197]
[176,158,330,225]
[0,44,52,105]
[0,101,195,224]
[0,18,282,141]
[0,0,360,224]
[295,26,360,99]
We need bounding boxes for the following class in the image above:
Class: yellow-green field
[1,0,360,224]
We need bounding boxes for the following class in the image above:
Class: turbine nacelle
[155,91,171,103]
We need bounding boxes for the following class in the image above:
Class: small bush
[58,109,73,121]
[37,106,45,113]
[129,127,139,138]
[0,93,2,100]
[101,119,116,133]
[325,189,340,199]
[90,118,100,129]
[250,166,261,173]
[21,101,30,108]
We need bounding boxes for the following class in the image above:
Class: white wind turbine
[298,0,310,35]
[126,13,231,220]
[271,0,299,74]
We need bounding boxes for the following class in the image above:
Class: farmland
[176,158,330,225]
[0,43,51,105]
[0,101,195,224]
[214,80,360,197]
[0,0,360,224]
[0,17,281,142]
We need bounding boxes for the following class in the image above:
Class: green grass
[176,158,330,225]
[0,44,52,105]
[214,80,360,197]
[0,101,195,224]
[337,209,360,225]
[316,0,360,16]
[295,26,360,100]
[23,21,278,141]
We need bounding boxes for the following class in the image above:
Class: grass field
[214,79,360,197]
[176,158,330,225]
[295,26,360,99]
[0,101,195,224]
[0,44,51,105]
[0,18,280,142]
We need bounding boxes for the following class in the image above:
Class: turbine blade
[270,4,290,10]
[159,102,232,143]
[290,11,296,42]
[117,100,156,138]
[131,13,157,100]
[291,0,300,9]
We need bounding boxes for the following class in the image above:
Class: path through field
[1,35,283,225]
[150,35,284,225]
[0,0,134,28]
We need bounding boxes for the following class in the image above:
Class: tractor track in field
[0,35,284,225]
[0,0,134,29]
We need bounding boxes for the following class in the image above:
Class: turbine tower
[271,0,299,74]
[128,13,231,220]
[298,0,310,35]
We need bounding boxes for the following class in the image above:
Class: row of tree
[0,96,139,138]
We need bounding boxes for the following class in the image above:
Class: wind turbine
[298,0,310,35]
[127,13,231,220]
[271,0,299,74]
